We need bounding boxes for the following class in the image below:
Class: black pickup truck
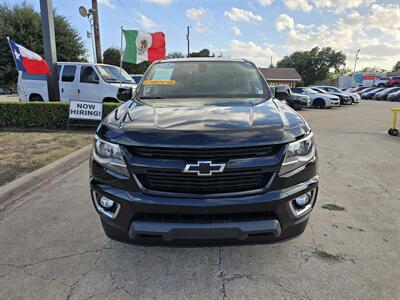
[90,58,319,245]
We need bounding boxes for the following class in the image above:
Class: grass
[321,203,345,211]
[0,130,93,186]
[316,250,343,263]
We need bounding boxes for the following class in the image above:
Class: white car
[314,85,360,103]
[291,87,340,108]
[18,62,137,103]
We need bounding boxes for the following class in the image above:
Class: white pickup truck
[17,62,136,103]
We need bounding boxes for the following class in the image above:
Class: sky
[32,0,400,70]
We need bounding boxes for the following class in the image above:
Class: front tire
[314,98,325,109]
[29,94,43,102]
[389,128,399,136]
[292,103,303,110]
[103,97,119,103]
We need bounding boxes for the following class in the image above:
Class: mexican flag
[122,30,166,64]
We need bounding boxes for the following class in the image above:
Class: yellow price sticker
[143,80,176,85]
[97,66,111,76]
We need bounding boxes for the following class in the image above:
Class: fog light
[289,189,317,217]
[99,197,115,209]
[91,192,121,219]
[294,194,310,207]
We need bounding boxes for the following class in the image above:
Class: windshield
[95,65,134,84]
[137,61,270,99]
[304,88,318,94]
[385,87,399,93]
[328,87,341,92]
[313,88,326,93]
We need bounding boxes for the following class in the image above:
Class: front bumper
[351,95,361,103]
[330,100,341,107]
[90,158,319,245]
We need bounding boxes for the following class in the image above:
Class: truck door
[59,65,78,102]
[78,65,101,102]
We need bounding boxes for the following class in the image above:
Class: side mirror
[117,87,133,102]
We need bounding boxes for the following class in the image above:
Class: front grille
[136,169,272,195]
[134,211,276,223]
[127,145,279,160]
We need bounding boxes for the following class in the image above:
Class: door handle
[78,89,80,94]
[61,88,64,93]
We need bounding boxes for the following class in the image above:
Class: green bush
[0,102,120,129]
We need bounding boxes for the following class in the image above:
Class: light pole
[40,0,60,101]
[91,0,102,63]
[353,49,360,73]
[186,26,191,57]
[79,6,97,63]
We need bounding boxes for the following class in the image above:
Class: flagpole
[119,26,123,88]
[6,37,27,101]
[6,37,19,68]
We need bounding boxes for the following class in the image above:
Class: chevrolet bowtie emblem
[183,161,226,176]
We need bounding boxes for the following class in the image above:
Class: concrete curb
[0,144,92,207]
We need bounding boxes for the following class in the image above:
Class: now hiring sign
[69,100,103,121]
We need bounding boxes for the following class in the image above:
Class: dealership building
[258,68,302,87]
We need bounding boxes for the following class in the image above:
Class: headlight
[279,133,315,175]
[93,135,129,176]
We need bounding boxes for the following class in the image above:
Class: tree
[124,61,150,74]
[167,52,184,59]
[0,2,86,86]
[190,48,214,57]
[359,66,386,73]
[277,47,346,86]
[103,48,120,66]
[393,61,400,72]
[102,47,150,74]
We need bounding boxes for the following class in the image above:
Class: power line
[116,0,143,30]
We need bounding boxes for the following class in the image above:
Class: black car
[354,86,375,95]
[374,87,400,100]
[272,85,311,110]
[362,87,386,99]
[90,58,319,245]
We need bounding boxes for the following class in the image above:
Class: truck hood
[97,98,310,148]
[109,82,137,89]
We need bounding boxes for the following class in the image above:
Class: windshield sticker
[152,68,174,80]
[97,66,111,76]
[143,80,176,85]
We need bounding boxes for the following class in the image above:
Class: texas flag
[8,38,50,75]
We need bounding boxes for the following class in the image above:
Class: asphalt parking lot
[0,101,399,300]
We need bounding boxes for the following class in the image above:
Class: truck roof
[56,58,253,66]
[55,62,120,67]
[158,58,250,63]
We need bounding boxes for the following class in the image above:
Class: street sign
[69,99,103,120]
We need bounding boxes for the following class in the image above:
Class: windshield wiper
[138,96,164,99]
